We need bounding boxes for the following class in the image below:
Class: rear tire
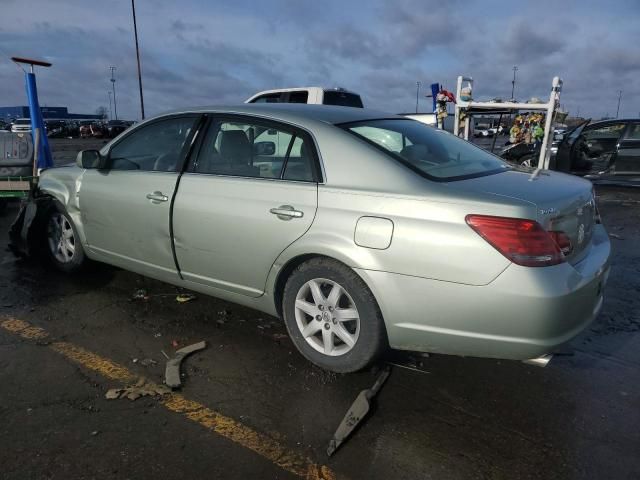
[282,257,387,373]
[41,202,87,273]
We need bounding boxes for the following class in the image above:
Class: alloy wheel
[294,278,361,356]
[47,212,76,264]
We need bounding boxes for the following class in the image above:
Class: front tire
[42,203,86,273]
[282,257,387,373]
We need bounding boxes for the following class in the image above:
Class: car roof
[160,103,401,126]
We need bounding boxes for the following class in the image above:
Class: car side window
[583,124,626,143]
[287,91,309,104]
[623,124,640,140]
[251,93,281,103]
[192,119,317,182]
[282,136,315,181]
[109,117,197,172]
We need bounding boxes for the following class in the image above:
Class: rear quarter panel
[282,186,529,286]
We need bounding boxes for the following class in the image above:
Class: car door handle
[146,191,169,203]
[270,205,304,220]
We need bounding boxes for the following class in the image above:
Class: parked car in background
[105,120,129,138]
[246,87,364,108]
[11,118,31,133]
[64,121,80,138]
[473,127,493,138]
[44,120,68,138]
[27,104,610,373]
[553,127,567,139]
[79,121,104,138]
[78,121,92,138]
[500,119,640,186]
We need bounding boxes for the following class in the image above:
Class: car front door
[172,116,320,297]
[571,122,626,176]
[613,123,640,179]
[79,115,200,281]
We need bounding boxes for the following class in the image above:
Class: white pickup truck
[246,87,363,108]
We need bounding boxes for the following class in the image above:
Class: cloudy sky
[0,0,638,120]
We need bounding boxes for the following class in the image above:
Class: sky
[0,0,638,121]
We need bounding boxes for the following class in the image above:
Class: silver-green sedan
[34,104,610,372]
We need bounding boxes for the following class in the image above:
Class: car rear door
[172,115,320,297]
[79,114,200,281]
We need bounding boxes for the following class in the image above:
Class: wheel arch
[36,176,87,246]
[271,251,384,323]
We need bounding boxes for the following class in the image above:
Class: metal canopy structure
[454,75,563,169]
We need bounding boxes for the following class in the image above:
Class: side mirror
[76,149,107,169]
[254,141,276,156]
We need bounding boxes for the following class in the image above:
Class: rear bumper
[356,224,611,361]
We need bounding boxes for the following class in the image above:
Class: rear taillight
[466,215,566,267]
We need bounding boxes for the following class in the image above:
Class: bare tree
[95,106,108,120]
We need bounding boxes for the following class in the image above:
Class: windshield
[341,119,510,181]
[15,119,30,125]
[323,91,363,108]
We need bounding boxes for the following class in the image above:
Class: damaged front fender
[10,168,85,258]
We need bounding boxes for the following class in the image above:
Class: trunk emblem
[577,224,585,244]
[539,207,557,215]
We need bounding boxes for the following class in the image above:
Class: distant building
[0,106,102,121]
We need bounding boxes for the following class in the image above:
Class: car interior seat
[218,130,260,177]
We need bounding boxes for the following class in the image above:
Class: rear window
[342,119,510,181]
[288,91,309,103]
[323,91,363,108]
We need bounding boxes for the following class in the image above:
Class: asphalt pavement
[0,139,639,479]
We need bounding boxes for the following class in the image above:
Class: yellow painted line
[163,394,335,480]
[0,317,337,480]
[1,317,48,339]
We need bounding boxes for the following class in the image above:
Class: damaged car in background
[502,119,640,187]
[10,104,611,373]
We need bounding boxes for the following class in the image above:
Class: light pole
[511,66,518,101]
[616,90,622,118]
[131,0,145,120]
[110,66,118,120]
[415,81,421,113]
[108,91,113,120]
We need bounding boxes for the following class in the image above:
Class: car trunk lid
[449,168,596,265]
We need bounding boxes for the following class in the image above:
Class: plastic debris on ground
[327,366,392,457]
[105,377,171,401]
[165,341,207,389]
[175,293,196,303]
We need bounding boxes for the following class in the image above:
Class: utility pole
[108,91,113,120]
[415,81,421,113]
[616,90,622,118]
[131,0,146,120]
[511,66,518,101]
[576,106,580,118]
[110,66,118,120]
